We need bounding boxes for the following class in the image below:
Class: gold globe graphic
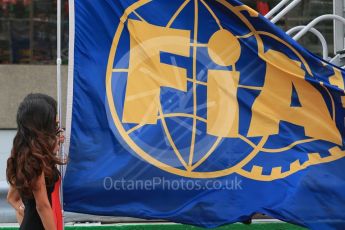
[106,0,345,180]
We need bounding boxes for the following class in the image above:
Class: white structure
[0,130,15,182]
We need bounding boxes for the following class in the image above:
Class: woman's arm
[33,172,57,230]
[15,211,24,225]
[7,185,24,224]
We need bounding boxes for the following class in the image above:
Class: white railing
[292,15,345,40]
[265,0,301,24]
[287,26,329,60]
[266,0,345,68]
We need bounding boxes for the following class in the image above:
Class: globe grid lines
[112,0,279,171]
[106,0,343,179]
[188,0,200,170]
[110,0,311,173]
[113,0,263,172]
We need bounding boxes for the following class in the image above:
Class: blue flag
[64,0,345,229]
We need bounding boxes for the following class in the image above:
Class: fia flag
[64,0,345,229]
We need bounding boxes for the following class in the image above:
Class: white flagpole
[56,0,65,229]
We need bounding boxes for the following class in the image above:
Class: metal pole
[329,54,340,64]
[287,26,329,60]
[57,0,62,125]
[57,0,65,229]
[293,14,345,41]
[270,0,301,24]
[265,0,291,19]
[333,0,345,54]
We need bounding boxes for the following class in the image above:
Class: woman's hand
[57,128,65,144]
[17,203,25,217]
[7,185,25,225]
[54,128,65,154]
[16,207,24,225]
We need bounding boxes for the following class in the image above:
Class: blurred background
[0,0,68,64]
[0,0,340,65]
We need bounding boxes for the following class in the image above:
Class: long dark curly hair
[6,93,64,197]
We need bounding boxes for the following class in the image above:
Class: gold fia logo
[106,0,344,180]
[121,20,341,145]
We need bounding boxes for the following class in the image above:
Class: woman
[6,93,64,230]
